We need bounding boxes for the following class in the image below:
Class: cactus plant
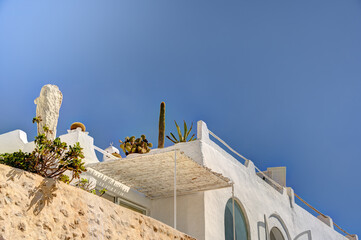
[119,135,153,155]
[166,121,195,143]
[158,102,166,148]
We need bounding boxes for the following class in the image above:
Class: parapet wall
[196,120,353,240]
[0,164,196,240]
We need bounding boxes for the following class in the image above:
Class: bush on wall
[0,116,86,184]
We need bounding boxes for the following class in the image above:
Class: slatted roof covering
[87,150,232,199]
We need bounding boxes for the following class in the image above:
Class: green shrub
[0,150,35,172]
[0,117,86,184]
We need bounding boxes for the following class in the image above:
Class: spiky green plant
[158,102,166,148]
[119,135,153,156]
[166,121,195,144]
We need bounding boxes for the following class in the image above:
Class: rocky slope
[0,164,196,240]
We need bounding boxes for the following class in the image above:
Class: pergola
[87,150,231,199]
[87,149,232,228]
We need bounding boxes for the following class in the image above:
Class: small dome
[104,145,120,154]
[103,145,121,161]
[70,122,86,132]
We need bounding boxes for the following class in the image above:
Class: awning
[87,150,232,199]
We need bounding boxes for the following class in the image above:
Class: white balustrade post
[197,120,210,141]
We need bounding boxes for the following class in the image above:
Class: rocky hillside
[0,164,196,240]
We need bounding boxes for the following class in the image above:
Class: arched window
[270,227,285,240]
[224,198,249,240]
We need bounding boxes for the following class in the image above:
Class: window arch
[224,198,249,240]
[270,227,285,240]
[268,213,290,240]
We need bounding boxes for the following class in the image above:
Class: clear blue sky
[0,0,360,236]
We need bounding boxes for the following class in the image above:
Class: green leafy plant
[32,116,43,135]
[166,121,196,143]
[75,178,107,196]
[119,135,153,155]
[0,117,86,184]
[158,102,166,148]
[0,150,35,172]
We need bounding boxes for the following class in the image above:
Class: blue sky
[0,0,360,236]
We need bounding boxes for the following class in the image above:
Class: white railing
[93,145,120,160]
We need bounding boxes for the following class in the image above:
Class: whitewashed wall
[0,130,28,154]
[151,193,205,240]
[196,120,353,240]
[59,129,100,164]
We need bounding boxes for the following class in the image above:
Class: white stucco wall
[150,193,205,240]
[59,128,99,164]
[196,120,351,240]
[0,130,28,154]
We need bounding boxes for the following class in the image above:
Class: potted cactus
[119,135,153,156]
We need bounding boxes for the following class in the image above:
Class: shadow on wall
[6,168,58,216]
[257,221,266,240]
[27,178,58,215]
[294,230,312,240]
[257,217,312,240]
[269,213,291,240]
[6,168,26,181]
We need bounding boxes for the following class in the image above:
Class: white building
[0,121,358,240]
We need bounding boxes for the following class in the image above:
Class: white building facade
[0,121,358,240]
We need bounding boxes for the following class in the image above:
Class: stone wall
[0,164,196,240]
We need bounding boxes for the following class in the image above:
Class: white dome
[103,145,120,162]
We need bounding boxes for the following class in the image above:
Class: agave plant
[166,121,196,143]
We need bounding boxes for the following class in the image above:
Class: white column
[232,183,235,240]
[174,148,177,229]
[197,120,210,140]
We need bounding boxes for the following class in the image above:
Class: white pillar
[232,183,235,240]
[346,234,359,240]
[317,215,334,229]
[264,214,270,240]
[286,187,295,208]
[174,148,177,229]
[197,120,210,140]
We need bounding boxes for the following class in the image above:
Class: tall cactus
[158,102,166,148]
